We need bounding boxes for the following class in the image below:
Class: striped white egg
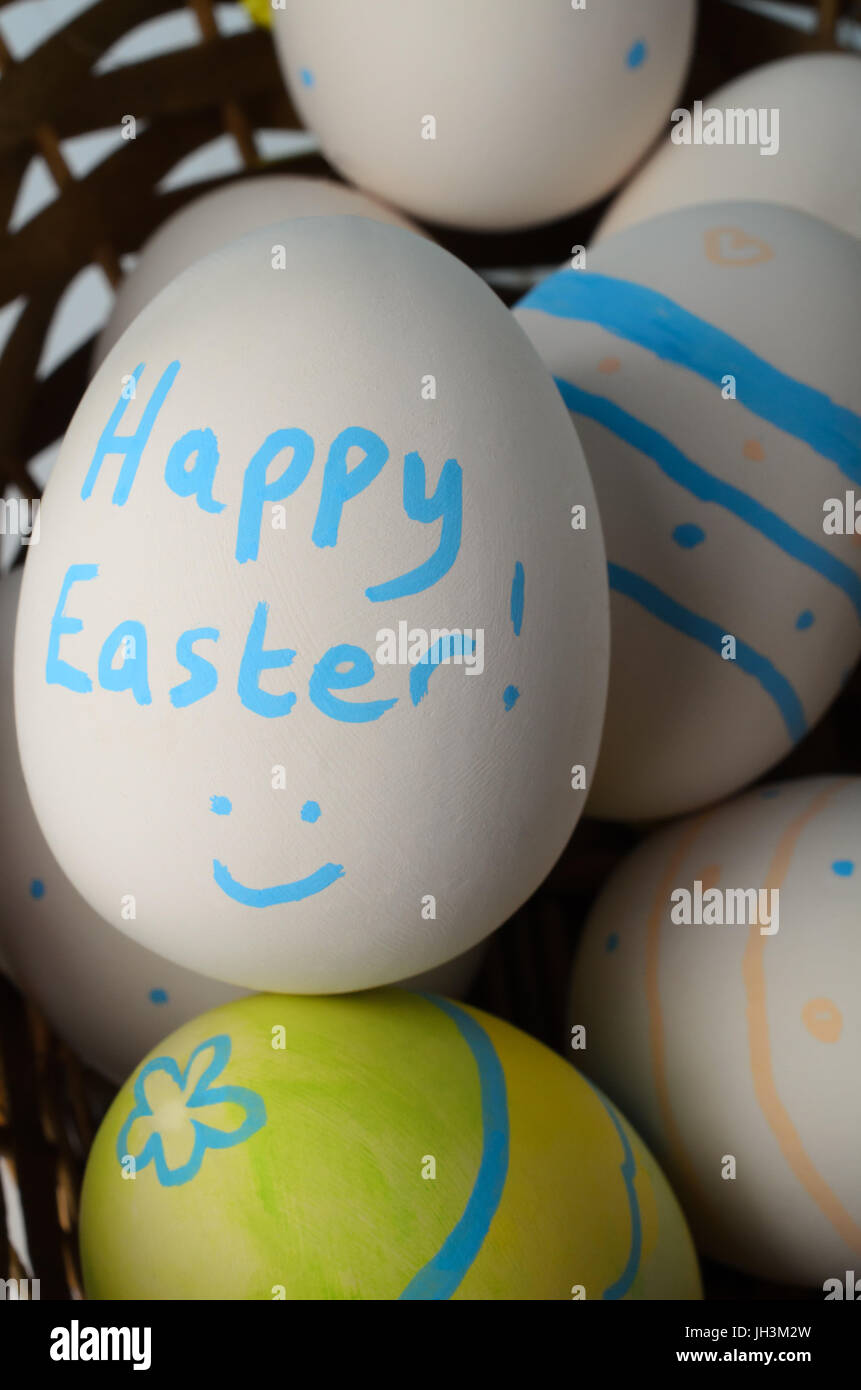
[271,0,696,231]
[569,776,861,1287]
[516,201,861,821]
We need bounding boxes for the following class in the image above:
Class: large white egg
[0,570,248,1085]
[15,216,608,992]
[516,201,861,822]
[597,54,861,244]
[94,175,418,369]
[570,776,861,1286]
[271,0,697,231]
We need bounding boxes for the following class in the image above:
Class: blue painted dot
[210,795,232,816]
[760,787,780,799]
[300,67,315,88]
[606,933,620,954]
[627,40,648,69]
[301,800,321,823]
[795,610,815,631]
[832,859,854,877]
[503,685,520,711]
[673,523,705,549]
[29,878,45,900]
[149,988,169,1005]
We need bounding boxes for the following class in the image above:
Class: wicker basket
[0,0,858,1302]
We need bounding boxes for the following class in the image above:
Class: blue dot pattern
[795,610,815,631]
[673,523,705,549]
[149,988,169,1005]
[503,685,520,711]
[606,932,620,953]
[832,860,854,877]
[29,878,45,899]
[300,67,315,88]
[301,800,321,823]
[627,40,648,69]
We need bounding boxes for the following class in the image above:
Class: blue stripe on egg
[551,377,861,620]
[608,563,807,742]
[521,273,861,481]
[400,996,509,1301]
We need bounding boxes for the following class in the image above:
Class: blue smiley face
[210,795,344,907]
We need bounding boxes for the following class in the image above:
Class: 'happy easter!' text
[44,363,465,721]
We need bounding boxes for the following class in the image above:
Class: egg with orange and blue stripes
[570,775,861,1286]
[516,201,861,821]
[79,990,701,1300]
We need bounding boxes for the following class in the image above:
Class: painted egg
[93,175,419,370]
[597,54,861,244]
[15,216,608,992]
[80,990,701,1299]
[0,570,248,1085]
[0,568,483,1078]
[570,776,861,1286]
[516,201,861,822]
[271,0,697,231]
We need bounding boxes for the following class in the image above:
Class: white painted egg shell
[0,570,249,1086]
[569,775,861,1286]
[516,200,861,822]
[15,215,609,993]
[271,0,697,231]
[93,175,420,370]
[596,54,861,244]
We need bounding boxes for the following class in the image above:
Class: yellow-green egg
[80,990,701,1300]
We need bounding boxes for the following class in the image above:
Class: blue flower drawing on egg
[116,1034,266,1187]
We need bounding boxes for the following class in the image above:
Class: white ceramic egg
[0,570,249,1085]
[516,201,861,822]
[570,775,861,1286]
[15,215,608,993]
[271,0,697,231]
[597,54,861,244]
[93,175,419,370]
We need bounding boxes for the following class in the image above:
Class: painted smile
[212,859,345,907]
[210,794,344,907]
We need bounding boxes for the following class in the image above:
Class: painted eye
[801,997,842,1044]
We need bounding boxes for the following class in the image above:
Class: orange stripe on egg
[645,811,715,1208]
[743,779,861,1254]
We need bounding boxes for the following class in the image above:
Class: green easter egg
[80,991,701,1300]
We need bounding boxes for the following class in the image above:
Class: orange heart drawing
[704,226,775,267]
